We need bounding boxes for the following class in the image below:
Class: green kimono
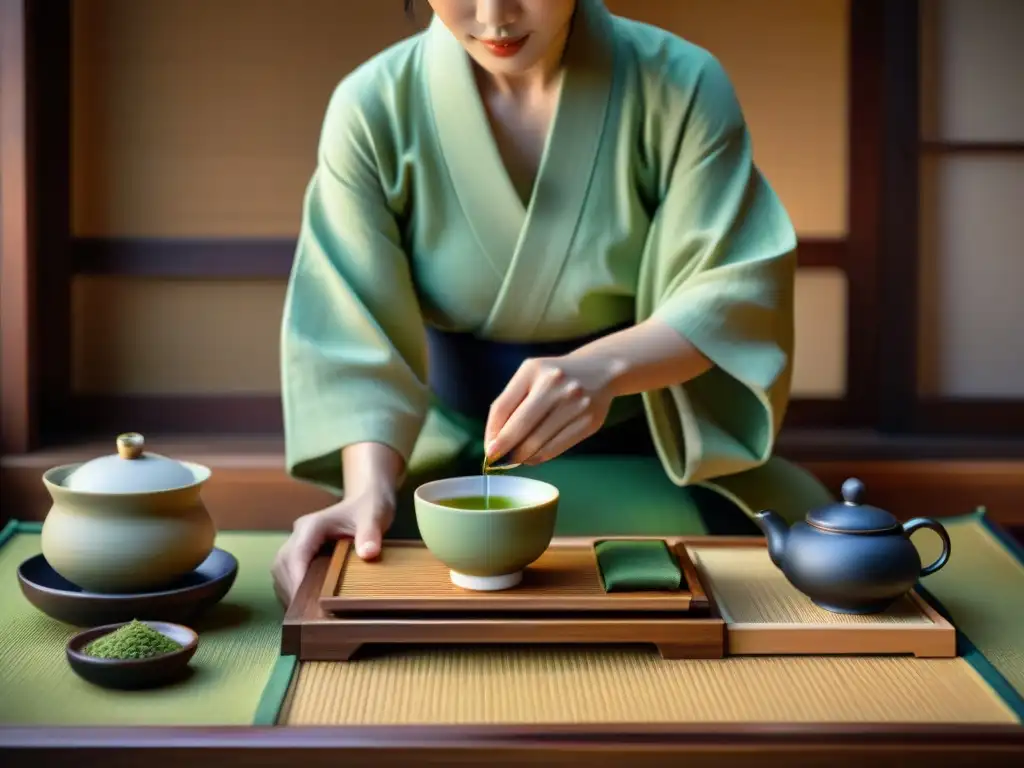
[280,0,834,537]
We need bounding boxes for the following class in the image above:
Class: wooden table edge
[0,723,1020,750]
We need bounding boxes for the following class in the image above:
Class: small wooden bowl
[66,621,198,690]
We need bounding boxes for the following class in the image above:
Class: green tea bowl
[414,474,559,592]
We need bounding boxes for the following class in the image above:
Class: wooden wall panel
[69,269,847,397]
[71,0,849,239]
[70,0,413,238]
[607,0,850,237]
[71,277,286,394]
[792,268,848,397]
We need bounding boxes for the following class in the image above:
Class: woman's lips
[478,35,529,57]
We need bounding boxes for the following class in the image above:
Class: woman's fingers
[485,363,534,446]
[524,414,598,465]
[486,363,564,461]
[271,503,364,605]
[282,516,330,601]
[509,382,592,465]
[351,498,394,560]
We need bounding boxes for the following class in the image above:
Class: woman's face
[427,0,577,75]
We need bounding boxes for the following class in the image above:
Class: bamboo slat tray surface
[283,536,956,662]
[286,537,724,662]
[687,538,956,658]
[319,538,708,613]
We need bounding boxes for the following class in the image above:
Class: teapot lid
[63,433,197,494]
[806,478,899,534]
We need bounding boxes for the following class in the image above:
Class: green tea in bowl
[414,474,559,592]
[432,495,524,510]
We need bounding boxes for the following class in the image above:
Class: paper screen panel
[920,0,1024,143]
[917,156,1024,397]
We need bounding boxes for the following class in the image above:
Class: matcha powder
[84,620,183,660]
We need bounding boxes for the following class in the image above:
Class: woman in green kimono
[272,0,834,600]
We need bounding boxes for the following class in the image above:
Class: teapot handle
[902,518,952,577]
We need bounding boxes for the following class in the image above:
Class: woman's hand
[271,489,394,607]
[484,353,624,467]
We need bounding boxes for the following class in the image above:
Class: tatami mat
[280,512,1023,726]
[282,647,1015,724]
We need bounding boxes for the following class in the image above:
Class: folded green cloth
[594,539,683,592]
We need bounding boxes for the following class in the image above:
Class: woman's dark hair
[404,0,415,20]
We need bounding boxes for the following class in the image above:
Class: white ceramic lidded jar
[41,433,216,594]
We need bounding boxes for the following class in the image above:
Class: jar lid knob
[116,432,145,460]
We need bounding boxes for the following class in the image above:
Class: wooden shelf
[4,430,1024,531]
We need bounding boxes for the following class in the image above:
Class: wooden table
[1,723,1022,767]
[1,528,1022,767]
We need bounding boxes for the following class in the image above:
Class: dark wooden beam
[70,237,848,279]
[843,0,886,429]
[0,0,66,454]
[60,395,850,439]
[913,400,1024,438]
[65,395,284,437]
[0,724,1021,768]
[60,394,1024,446]
[72,237,299,279]
[794,239,847,269]
[876,0,920,432]
[0,0,38,453]
[777,428,1024,461]
[29,0,73,446]
[785,399,853,429]
[920,141,1024,155]
[0,0,72,453]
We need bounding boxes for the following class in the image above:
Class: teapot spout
[753,509,789,568]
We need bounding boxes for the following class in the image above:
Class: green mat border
[913,506,1024,722]
[2,514,1022,725]
[253,655,298,725]
[915,584,1024,722]
[0,519,40,549]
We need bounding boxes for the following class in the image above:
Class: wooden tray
[687,538,957,658]
[318,538,708,613]
[285,536,725,662]
[282,536,957,662]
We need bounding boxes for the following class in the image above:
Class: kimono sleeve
[280,80,430,493]
[636,54,799,487]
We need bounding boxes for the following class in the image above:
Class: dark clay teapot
[752,478,951,614]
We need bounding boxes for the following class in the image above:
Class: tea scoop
[482,453,522,473]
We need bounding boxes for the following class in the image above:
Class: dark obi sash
[424,322,652,454]
[425,322,630,423]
